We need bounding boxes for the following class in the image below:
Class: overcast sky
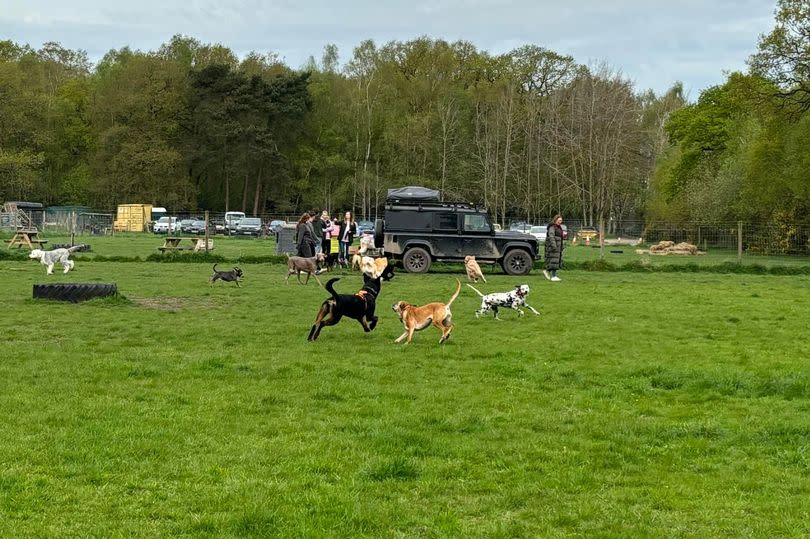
[1,0,777,96]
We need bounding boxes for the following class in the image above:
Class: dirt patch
[133,296,189,310]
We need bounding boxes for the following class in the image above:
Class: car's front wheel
[501,249,533,276]
[402,247,432,273]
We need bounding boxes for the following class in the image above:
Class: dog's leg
[525,303,540,315]
[480,274,487,283]
[394,330,409,344]
[405,325,416,343]
[492,306,501,320]
[235,279,241,287]
[46,263,54,275]
[517,308,525,317]
[285,271,292,285]
[309,302,341,341]
[308,304,329,341]
[313,273,323,287]
[359,317,373,332]
[438,318,453,344]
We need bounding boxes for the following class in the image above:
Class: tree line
[1,0,807,226]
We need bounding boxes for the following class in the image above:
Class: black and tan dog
[210,263,244,286]
[307,258,395,341]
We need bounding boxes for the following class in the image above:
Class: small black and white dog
[466,283,540,319]
[210,263,243,286]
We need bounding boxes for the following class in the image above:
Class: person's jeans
[339,241,350,262]
[314,242,323,255]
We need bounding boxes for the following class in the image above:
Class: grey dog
[285,253,326,285]
[210,263,243,286]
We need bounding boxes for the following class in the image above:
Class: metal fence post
[737,221,743,264]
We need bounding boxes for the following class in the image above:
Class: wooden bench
[158,237,214,252]
[5,230,48,249]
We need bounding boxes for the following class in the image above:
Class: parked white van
[224,211,246,232]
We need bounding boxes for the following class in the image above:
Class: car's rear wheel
[501,249,533,276]
[402,247,431,273]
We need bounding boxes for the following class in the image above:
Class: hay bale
[650,240,675,252]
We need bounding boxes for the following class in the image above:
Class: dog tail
[447,278,462,308]
[465,283,485,297]
[325,277,341,300]
[67,245,84,253]
[212,263,219,273]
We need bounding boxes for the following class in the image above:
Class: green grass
[1,259,808,537]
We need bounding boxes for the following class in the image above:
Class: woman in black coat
[543,214,565,281]
[296,213,317,258]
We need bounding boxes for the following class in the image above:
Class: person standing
[319,210,332,256]
[337,211,356,265]
[329,216,341,256]
[312,209,325,255]
[543,214,565,282]
[296,213,317,258]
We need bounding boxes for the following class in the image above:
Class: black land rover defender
[377,187,539,275]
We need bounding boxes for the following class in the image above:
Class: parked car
[209,219,226,234]
[357,220,374,234]
[529,225,548,242]
[236,217,263,236]
[381,189,539,275]
[224,211,246,233]
[269,220,286,234]
[152,216,178,234]
[509,221,532,233]
[189,220,210,235]
[179,218,199,234]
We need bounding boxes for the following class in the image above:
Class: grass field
[1,253,809,537]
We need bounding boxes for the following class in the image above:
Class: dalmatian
[466,283,540,319]
[29,246,82,275]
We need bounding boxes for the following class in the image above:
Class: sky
[1,0,778,96]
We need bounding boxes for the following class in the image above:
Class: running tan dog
[464,255,487,283]
[392,279,461,344]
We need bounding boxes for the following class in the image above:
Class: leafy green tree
[750,0,810,113]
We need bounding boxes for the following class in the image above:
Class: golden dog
[464,255,487,283]
[392,279,461,344]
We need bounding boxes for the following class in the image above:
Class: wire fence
[2,207,809,263]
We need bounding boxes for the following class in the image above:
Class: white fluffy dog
[29,246,81,275]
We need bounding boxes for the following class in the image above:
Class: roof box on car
[386,186,440,202]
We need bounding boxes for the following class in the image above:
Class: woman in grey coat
[543,214,565,281]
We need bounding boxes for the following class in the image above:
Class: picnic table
[5,229,48,250]
[157,237,213,252]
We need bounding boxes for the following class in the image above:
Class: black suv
[378,188,539,275]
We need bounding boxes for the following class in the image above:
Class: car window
[434,213,458,231]
[463,214,490,232]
